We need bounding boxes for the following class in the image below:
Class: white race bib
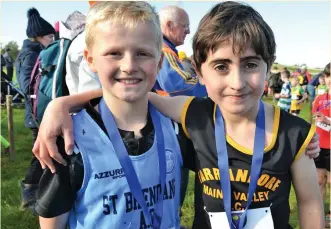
[316,121,331,132]
[291,94,298,100]
[207,207,274,229]
[317,89,326,95]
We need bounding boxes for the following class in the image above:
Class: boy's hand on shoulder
[33,98,74,173]
[305,132,320,159]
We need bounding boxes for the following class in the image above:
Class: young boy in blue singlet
[36,2,190,228]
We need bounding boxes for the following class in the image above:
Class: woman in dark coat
[15,7,55,212]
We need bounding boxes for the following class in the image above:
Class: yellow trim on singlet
[294,124,316,161]
[181,97,195,139]
[213,104,280,155]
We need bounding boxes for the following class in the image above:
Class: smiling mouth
[228,94,248,100]
[114,78,142,84]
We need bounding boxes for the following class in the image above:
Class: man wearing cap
[15,7,55,213]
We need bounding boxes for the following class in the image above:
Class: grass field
[1,97,329,229]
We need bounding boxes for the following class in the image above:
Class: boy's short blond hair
[85,1,162,52]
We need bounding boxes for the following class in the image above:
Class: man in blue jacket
[155,6,207,97]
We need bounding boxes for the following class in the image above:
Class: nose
[120,53,138,75]
[185,25,190,34]
[228,68,246,91]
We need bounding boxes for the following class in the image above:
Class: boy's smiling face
[85,21,162,103]
[198,40,269,115]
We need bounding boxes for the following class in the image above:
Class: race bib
[316,121,331,132]
[291,94,298,100]
[207,207,274,229]
[318,89,326,95]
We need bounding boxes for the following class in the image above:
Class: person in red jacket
[312,62,331,228]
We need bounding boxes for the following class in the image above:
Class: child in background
[290,75,308,116]
[316,75,328,95]
[276,70,291,112]
[312,63,331,228]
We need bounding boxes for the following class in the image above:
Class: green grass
[1,108,39,229]
[1,99,329,229]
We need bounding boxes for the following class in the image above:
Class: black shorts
[314,148,330,171]
[290,110,301,115]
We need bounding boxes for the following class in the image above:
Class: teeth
[118,79,140,84]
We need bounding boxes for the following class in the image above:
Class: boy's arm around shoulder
[290,122,324,229]
[148,92,192,123]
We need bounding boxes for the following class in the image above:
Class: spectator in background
[316,75,328,95]
[308,71,324,101]
[1,54,6,73]
[3,48,14,81]
[65,1,100,95]
[1,54,8,103]
[178,50,196,76]
[276,70,292,112]
[267,65,282,96]
[289,74,308,116]
[300,65,312,91]
[15,7,55,213]
[156,5,207,97]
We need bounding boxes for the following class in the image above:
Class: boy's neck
[102,93,149,137]
[220,102,260,129]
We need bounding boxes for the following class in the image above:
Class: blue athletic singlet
[68,109,183,229]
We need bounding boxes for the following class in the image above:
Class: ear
[157,52,164,73]
[191,59,205,85]
[166,20,173,29]
[84,48,97,73]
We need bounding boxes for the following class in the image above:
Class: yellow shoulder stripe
[181,97,195,139]
[294,124,316,161]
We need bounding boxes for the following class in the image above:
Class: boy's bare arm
[148,92,190,123]
[39,213,70,229]
[62,89,103,112]
[291,153,324,229]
